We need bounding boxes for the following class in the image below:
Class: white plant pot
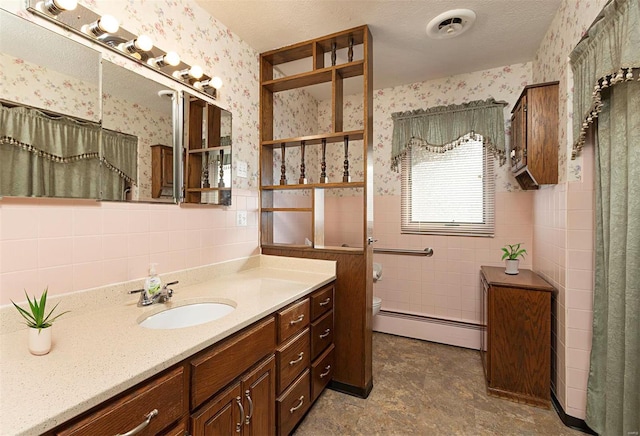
[505,259,520,275]
[28,327,52,355]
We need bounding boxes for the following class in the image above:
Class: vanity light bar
[26,0,220,99]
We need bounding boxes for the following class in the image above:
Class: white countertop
[0,256,336,435]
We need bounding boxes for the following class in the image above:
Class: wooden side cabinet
[151,144,173,199]
[510,81,559,190]
[480,266,555,408]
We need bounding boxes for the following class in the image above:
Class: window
[401,135,495,236]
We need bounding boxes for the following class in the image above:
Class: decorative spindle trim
[279,143,287,185]
[218,149,225,188]
[320,138,328,183]
[342,135,351,182]
[348,37,354,62]
[331,42,337,66]
[299,140,307,184]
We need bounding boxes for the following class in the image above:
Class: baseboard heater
[373,310,483,349]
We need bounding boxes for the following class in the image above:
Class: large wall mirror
[102,61,178,203]
[0,9,101,199]
[0,9,233,205]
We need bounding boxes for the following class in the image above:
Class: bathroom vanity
[0,256,336,435]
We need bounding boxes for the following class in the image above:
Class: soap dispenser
[144,263,162,297]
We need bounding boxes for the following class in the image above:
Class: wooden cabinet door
[511,95,527,171]
[191,383,243,436]
[242,356,276,436]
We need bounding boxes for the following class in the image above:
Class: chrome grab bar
[373,247,434,257]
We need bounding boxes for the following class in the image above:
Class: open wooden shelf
[261,207,313,212]
[259,24,374,400]
[186,187,231,192]
[261,130,364,148]
[261,181,364,190]
[187,146,231,154]
[262,61,364,92]
[261,25,367,66]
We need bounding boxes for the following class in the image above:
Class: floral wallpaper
[533,0,609,182]
[0,52,99,122]
[318,62,533,196]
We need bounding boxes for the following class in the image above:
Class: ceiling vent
[426,9,476,39]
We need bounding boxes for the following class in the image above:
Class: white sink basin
[139,302,236,329]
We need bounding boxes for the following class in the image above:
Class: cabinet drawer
[277,298,310,343]
[276,370,310,436]
[191,316,276,409]
[311,344,335,403]
[310,310,333,360]
[276,328,310,394]
[57,366,185,436]
[310,284,333,321]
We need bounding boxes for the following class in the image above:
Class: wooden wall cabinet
[151,144,174,199]
[260,25,374,399]
[480,266,554,408]
[510,81,559,190]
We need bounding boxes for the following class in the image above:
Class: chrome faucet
[129,281,178,307]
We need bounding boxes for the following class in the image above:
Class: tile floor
[294,332,583,435]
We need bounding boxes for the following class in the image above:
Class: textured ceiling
[196,0,562,97]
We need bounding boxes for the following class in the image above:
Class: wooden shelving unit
[184,96,232,205]
[259,25,374,398]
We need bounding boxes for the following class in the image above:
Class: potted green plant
[11,288,68,355]
[501,243,527,275]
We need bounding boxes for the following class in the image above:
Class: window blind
[401,138,495,237]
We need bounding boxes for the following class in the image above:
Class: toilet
[373,262,383,316]
[373,296,382,316]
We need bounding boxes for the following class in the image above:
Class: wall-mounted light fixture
[27,0,219,99]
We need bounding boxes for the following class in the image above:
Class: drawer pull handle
[245,390,254,425]
[116,409,158,436]
[319,328,331,339]
[289,396,305,413]
[235,396,245,433]
[319,297,331,306]
[289,314,305,325]
[289,352,304,365]
[320,365,331,378]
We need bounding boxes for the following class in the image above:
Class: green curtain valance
[390,98,508,171]
[102,129,138,184]
[569,0,640,159]
[1,102,100,159]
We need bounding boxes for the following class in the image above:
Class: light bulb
[173,65,204,80]
[38,0,77,15]
[189,65,204,79]
[134,35,153,51]
[99,15,120,34]
[164,51,181,66]
[120,35,154,54]
[82,14,120,37]
[147,51,181,68]
[211,76,223,90]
